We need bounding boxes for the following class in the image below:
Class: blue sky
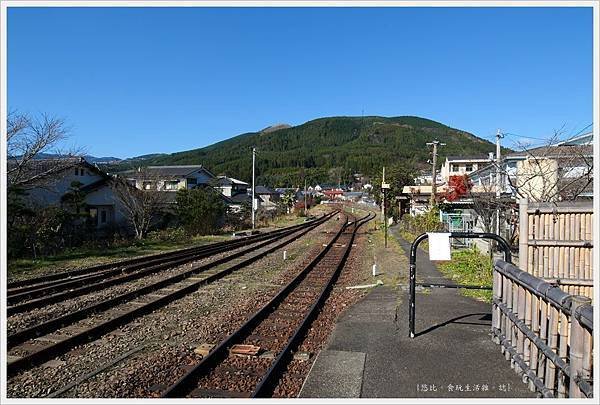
[7,6,594,158]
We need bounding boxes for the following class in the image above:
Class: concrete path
[300,226,536,398]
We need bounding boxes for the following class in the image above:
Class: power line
[571,122,593,138]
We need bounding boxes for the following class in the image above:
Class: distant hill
[260,123,292,133]
[84,155,122,164]
[13,153,123,164]
[111,116,504,187]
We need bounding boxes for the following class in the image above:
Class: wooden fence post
[568,296,592,398]
[519,198,529,272]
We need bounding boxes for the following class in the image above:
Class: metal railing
[492,260,593,398]
[408,232,512,338]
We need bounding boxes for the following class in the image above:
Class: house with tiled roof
[121,165,215,191]
[11,157,128,229]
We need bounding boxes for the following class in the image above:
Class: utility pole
[495,129,504,237]
[381,166,390,248]
[251,147,256,230]
[304,177,307,217]
[426,140,445,206]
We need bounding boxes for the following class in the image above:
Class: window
[89,208,98,226]
[101,210,107,224]
[165,181,179,190]
[75,168,80,176]
[187,178,197,185]
[451,164,459,172]
[465,164,473,172]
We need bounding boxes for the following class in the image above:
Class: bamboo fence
[519,199,594,300]
[492,260,593,398]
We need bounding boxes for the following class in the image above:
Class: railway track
[7,214,334,315]
[162,211,374,398]
[6,211,338,376]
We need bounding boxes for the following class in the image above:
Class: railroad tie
[188,388,251,398]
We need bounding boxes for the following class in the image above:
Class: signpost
[382,167,390,248]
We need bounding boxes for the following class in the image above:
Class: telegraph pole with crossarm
[426,140,445,206]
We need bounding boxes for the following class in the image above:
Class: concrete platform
[299,227,536,398]
[300,350,366,398]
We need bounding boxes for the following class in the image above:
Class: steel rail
[7,217,332,311]
[8,216,327,298]
[252,212,374,397]
[162,212,374,398]
[7,213,333,376]
[7,214,334,351]
[7,215,327,292]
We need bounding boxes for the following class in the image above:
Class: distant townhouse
[215,176,249,197]
[254,185,280,210]
[215,175,268,212]
[440,155,493,181]
[469,132,593,201]
[122,165,215,191]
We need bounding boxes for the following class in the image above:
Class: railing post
[568,296,592,398]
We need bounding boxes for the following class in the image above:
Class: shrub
[176,188,226,235]
[399,207,444,241]
[147,227,188,243]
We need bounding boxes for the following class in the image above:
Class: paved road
[300,226,536,398]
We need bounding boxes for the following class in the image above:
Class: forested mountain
[114,116,501,187]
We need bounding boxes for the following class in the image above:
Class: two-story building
[215,176,249,197]
[122,165,216,191]
[254,185,280,210]
[440,155,494,182]
[15,157,127,229]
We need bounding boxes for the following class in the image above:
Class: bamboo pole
[557,310,569,398]
[505,277,514,362]
[582,328,592,393]
[543,246,549,278]
[523,289,532,373]
[545,305,559,395]
[537,300,548,387]
[519,198,529,272]
[512,280,520,372]
[515,285,526,374]
[492,269,502,344]
[569,247,576,279]
[568,298,591,398]
[528,293,539,391]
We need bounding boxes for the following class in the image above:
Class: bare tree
[110,170,169,240]
[7,111,83,188]
[466,128,591,251]
[499,129,593,203]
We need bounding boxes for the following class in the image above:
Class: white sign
[427,232,451,261]
[381,183,390,189]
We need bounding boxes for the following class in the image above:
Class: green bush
[399,208,444,242]
[176,188,226,236]
[146,227,188,243]
[439,248,493,302]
